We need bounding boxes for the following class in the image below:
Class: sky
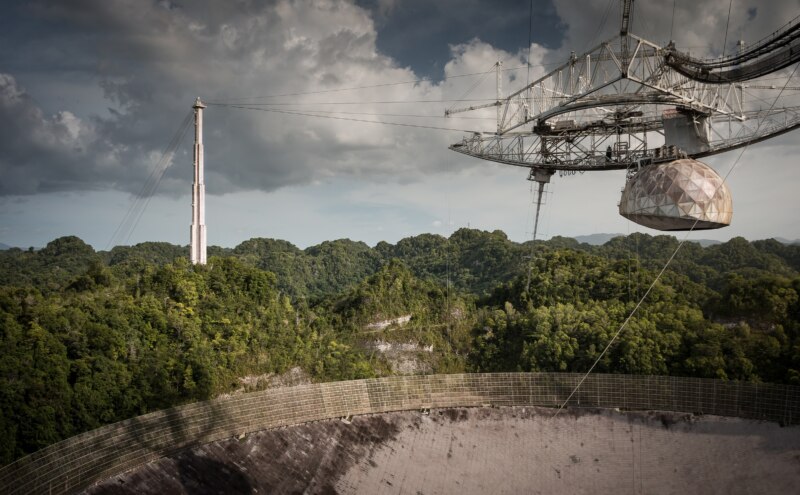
[1,0,799,250]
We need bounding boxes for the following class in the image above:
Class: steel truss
[448,30,800,171]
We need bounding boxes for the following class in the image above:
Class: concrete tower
[190,97,207,265]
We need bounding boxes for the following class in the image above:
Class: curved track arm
[666,18,800,83]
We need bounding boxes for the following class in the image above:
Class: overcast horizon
[2,0,798,251]
[3,224,800,252]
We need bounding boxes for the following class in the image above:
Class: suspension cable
[207,98,505,106]
[722,0,733,58]
[215,63,566,102]
[446,63,500,114]
[552,60,800,418]
[106,110,193,249]
[526,0,534,88]
[207,103,483,133]
[670,0,676,41]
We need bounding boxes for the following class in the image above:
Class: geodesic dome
[619,158,733,230]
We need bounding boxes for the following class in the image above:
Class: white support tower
[190,97,207,265]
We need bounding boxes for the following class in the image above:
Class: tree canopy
[1,230,799,464]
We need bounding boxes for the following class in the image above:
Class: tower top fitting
[193,97,206,109]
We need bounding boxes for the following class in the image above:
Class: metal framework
[447,8,800,173]
[190,97,207,265]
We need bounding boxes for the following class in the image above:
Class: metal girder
[483,34,746,136]
[447,28,800,171]
[665,15,800,82]
[450,105,800,171]
[450,130,651,172]
[620,0,634,36]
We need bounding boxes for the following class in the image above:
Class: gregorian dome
[619,158,733,230]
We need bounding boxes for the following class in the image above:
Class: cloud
[1,0,797,249]
[0,0,553,199]
[551,0,800,58]
[0,73,101,195]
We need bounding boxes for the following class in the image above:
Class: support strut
[525,168,554,293]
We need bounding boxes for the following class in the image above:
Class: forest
[1,229,799,464]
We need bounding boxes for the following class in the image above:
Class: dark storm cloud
[1,0,798,201]
[1,0,463,198]
[355,0,566,79]
[551,0,800,58]
[0,74,101,195]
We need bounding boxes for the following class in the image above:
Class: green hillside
[1,230,799,464]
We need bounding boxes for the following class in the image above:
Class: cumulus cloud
[551,0,800,59]
[0,0,798,249]
[0,0,560,199]
[1,0,797,205]
[0,73,98,195]
[1,0,535,198]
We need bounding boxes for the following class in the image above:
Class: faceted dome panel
[619,159,732,230]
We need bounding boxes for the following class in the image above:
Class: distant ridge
[693,238,722,247]
[0,243,11,250]
[570,233,727,247]
[571,233,625,245]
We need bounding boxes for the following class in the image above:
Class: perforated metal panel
[619,158,733,230]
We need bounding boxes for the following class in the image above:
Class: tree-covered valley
[1,229,799,464]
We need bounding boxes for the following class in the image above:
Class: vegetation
[1,230,799,464]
